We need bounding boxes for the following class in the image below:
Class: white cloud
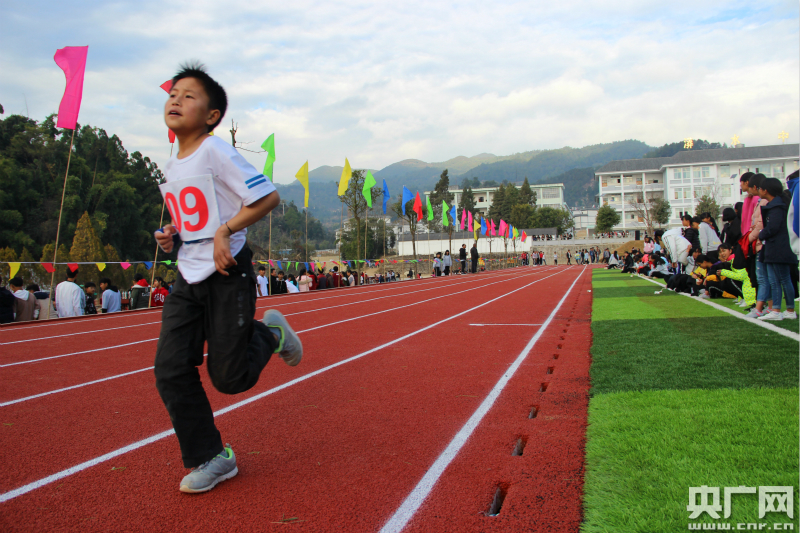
[0,0,796,183]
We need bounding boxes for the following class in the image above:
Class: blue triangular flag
[449,204,457,225]
[383,179,390,215]
[276,261,282,270]
[143,261,153,270]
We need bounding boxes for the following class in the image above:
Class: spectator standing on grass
[0,277,14,324]
[84,282,98,315]
[746,174,772,318]
[643,237,654,254]
[470,242,479,273]
[150,277,170,307]
[10,277,41,322]
[55,267,85,318]
[603,248,610,264]
[739,172,757,235]
[692,217,721,261]
[99,277,121,313]
[256,265,269,296]
[756,177,797,321]
[654,228,692,273]
[720,207,741,248]
[702,212,721,237]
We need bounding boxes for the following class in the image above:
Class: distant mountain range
[276,139,655,226]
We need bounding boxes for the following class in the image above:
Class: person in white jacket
[655,228,692,273]
[55,267,85,318]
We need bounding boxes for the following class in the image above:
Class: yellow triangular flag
[295,161,310,207]
[8,262,20,278]
[338,158,352,196]
[96,262,106,271]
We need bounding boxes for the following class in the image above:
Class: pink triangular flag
[468,211,474,232]
[54,46,89,130]
[460,208,466,230]
[120,262,131,270]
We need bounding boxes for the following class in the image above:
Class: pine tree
[70,212,105,262]
[502,184,519,220]
[519,177,536,207]
[459,184,476,214]
[488,184,506,225]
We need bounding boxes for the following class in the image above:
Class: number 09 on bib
[159,174,222,241]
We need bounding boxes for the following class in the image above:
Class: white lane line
[0,269,563,504]
[0,339,158,368]
[380,267,585,533]
[0,269,557,397]
[0,321,162,346]
[468,323,543,326]
[635,275,799,342]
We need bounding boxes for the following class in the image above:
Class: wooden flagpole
[49,128,76,298]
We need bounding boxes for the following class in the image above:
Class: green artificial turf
[631,272,800,333]
[582,388,799,532]
[591,317,800,393]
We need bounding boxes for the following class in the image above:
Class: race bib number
[159,174,221,241]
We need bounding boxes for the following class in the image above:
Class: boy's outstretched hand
[213,225,237,276]
[155,225,177,253]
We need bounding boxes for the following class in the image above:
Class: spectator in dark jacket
[316,269,328,290]
[681,214,701,251]
[757,178,797,320]
[459,244,468,273]
[0,277,15,324]
[470,243,479,273]
[720,207,742,247]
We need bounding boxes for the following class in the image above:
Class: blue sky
[1,0,797,184]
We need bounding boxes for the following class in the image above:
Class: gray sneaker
[263,310,303,366]
[180,446,238,493]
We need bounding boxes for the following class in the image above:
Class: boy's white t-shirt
[256,274,268,295]
[163,136,276,284]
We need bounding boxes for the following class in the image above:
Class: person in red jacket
[150,277,170,307]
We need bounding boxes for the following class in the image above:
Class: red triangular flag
[67,263,79,271]
[160,80,176,143]
[41,262,55,273]
[413,192,423,220]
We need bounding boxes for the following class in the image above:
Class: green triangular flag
[261,134,275,181]
[426,195,433,221]
[442,200,449,227]
[362,170,376,208]
[163,260,172,265]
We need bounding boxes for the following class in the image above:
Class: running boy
[154,63,302,494]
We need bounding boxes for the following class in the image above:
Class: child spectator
[150,277,170,307]
[10,277,41,322]
[55,267,85,318]
[130,273,150,310]
[99,277,121,313]
[256,265,268,296]
[297,268,311,292]
[756,177,797,320]
[0,277,13,324]
[84,282,98,315]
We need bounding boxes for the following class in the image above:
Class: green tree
[501,184,520,220]
[458,184,476,214]
[518,177,536,207]
[595,205,621,233]
[429,169,455,252]
[531,207,573,235]
[488,184,506,225]
[694,194,720,220]
[337,169,382,260]
[510,204,535,229]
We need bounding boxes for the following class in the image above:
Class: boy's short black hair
[691,216,703,224]
[718,243,733,251]
[66,267,78,278]
[134,273,144,282]
[27,283,40,291]
[258,266,266,272]
[739,172,754,183]
[171,62,227,132]
[9,277,23,287]
[154,277,165,284]
[721,207,736,222]
[99,277,111,285]
[696,254,710,264]
[84,281,96,288]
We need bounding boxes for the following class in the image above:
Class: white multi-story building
[595,144,799,231]
[424,183,566,216]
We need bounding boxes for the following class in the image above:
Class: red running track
[0,265,594,532]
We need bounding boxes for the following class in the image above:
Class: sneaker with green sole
[180,446,238,493]
[263,309,303,366]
